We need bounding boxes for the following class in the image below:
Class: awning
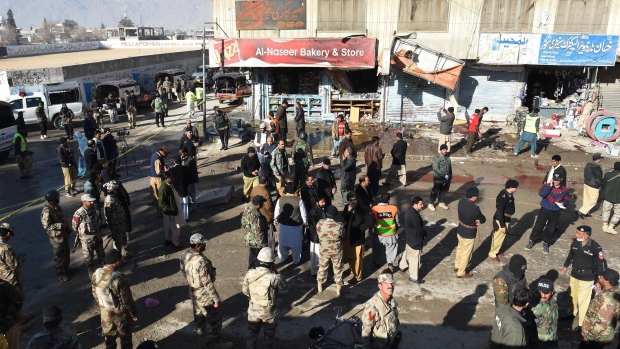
[389,38,464,90]
[209,38,377,69]
[324,69,354,92]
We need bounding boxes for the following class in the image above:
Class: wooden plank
[350,106,360,123]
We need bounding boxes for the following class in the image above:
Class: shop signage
[236,0,306,30]
[478,33,619,66]
[209,38,376,68]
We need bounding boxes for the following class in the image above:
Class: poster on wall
[209,38,376,68]
[538,34,619,66]
[478,34,540,65]
[235,0,306,30]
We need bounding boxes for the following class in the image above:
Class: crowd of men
[3,98,620,349]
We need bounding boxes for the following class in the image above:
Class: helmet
[299,131,308,141]
[45,190,60,201]
[256,247,275,263]
[104,180,119,192]
[0,223,14,235]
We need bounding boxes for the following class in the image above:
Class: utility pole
[202,27,207,145]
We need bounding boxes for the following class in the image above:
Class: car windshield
[195,67,203,73]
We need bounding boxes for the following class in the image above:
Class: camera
[117,129,130,137]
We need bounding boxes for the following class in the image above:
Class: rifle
[72,234,80,253]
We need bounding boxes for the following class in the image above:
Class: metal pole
[202,27,207,144]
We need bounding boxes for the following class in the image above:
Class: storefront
[209,38,379,121]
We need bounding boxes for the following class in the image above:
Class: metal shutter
[599,65,620,113]
[385,69,446,123]
[458,67,521,120]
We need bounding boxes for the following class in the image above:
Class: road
[1,96,618,348]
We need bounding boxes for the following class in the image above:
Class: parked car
[95,79,141,115]
[0,101,17,161]
[192,65,213,87]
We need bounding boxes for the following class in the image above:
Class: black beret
[466,187,479,197]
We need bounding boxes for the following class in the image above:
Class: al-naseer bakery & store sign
[209,38,377,68]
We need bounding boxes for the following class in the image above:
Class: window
[318,0,366,31]
[49,89,80,105]
[25,98,42,109]
[9,100,23,110]
[480,0,535,33]
[554,0,610,34]
[398,0,449,32]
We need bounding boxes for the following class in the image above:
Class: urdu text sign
[538,34,619,66]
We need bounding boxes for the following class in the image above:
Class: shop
[209,37,379,122]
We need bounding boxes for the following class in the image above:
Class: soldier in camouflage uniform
[293,131,313,190]
[0,223,24,295]
[91,249,138,349]
[316,205,344,296]
[26,305,80,349]
[579,269,620,348]
[104,181,129,258]
[493,254,528,308]
[0,223,24,349]
[242,247,288,349]
[241,196,269,269]
[40,190,71,283]
[531,278,558,349]
[72,194,105,279]
[180,233,226,343]
[361,272,400,349]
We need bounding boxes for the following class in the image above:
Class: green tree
[63,19,78,29]
[3,9,20,44]
[118,17,134,27]
[6,9,16,28]
[100,23,105,29]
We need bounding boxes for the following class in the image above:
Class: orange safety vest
[371,205,398,236]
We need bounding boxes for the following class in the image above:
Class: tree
[69,27,91,42]
[6,9,16,28]
[34,20,57,44]
[100,23,105,29]
[118,17,134,27]
[63,19,78,30]
[3,9,20,45]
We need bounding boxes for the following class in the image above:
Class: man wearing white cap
[72,194,105,279]
[361,272,401,348]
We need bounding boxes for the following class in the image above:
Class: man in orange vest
[371,193,400,272]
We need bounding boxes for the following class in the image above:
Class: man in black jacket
[316,158,337,207]
[307,196,326,276]
[455,187,486,278]
[56,137,78,197]
[354,175,372,208]
[543,155,567,187]
[601,161,620,235]
[340,147,357,206]
[179,127,197,159]
[488,180,519,262]
[169,156,189,220]
[102,128,118,170]
[383,132,407,187]
[83,140,98,172]
[577,153,603,219]
[342,192,375,283]
[399,196,426,284]
[300,174,320,212]
[180,147,199,213]
[241,147,261,201]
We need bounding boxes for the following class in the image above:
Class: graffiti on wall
[7,68,64,95]
[236,0,306,30]
[6,42,100,57]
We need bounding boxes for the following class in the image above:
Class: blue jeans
[514,131,537,155]
[332,136,344,156]
[188,183,197,209]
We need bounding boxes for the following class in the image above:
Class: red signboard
[209,38,377,68]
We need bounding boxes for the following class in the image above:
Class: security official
[488,180,518,262]
[561,225,605,332]
[455,187,486,278]
[40,190,71,283]
[361,272,401,348]
[579,269,620,349]
[493,254,528,308]
[26,305,80,349]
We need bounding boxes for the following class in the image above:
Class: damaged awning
[324,69,354,92]
[388,38,464,90]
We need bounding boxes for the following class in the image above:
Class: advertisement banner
[236,0,306,30]
[538,34,619,66]
[100,40,204,49]
[209,38,376,68]
[478,34,540,65]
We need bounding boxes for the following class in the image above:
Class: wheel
[0,150,10,162]
[53,115,64,130]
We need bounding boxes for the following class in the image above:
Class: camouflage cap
[190,233,208,245]
[257,247,275,263]
[80,194,96,202]
[378,273,395,284]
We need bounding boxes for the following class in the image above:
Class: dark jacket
[601,169,620,203]
[179,135,197,158]
[544,165,567,187]
[56,144,76,168]
[563,238,604,282]
[340,156,357,192]
[338,137,356,158]
[494,189,515,229]
[390,140,407,166]
[316,167,336,200]
[102,135,117,161]
[83,116,96,138]
[83,147,98,171]
[432,154,452,184]
[181,155,199,184]
[584,161,603,188]
[241,154,261,178]
[301,184,319,211]
[307,205,326,243]
[342,203,375,246]
[158,181,178,216]
[275,105,288,130]
[457,198,486,239]
[354,184,372,208]
[437,111,455,135]
[538,184,570,211]
[169,164,189,197]
[405,206,426,250]
[490,306,528,349]
[294,108,305,132]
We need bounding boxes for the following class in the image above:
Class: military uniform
[0,240,23,293]
[179,249,222,336]
[316,218,345,287]
[26,327,80,349]
[361,290,400,348]
[241,203,268,269]
[581,288,620,347]
[91,266,137,349]
[0,279,23,349]
[242,266,288,348]
[72,205,105,276]
[532,296,558,348]
[104,195,127,253]
[41,203,71,278]
[293,139,313,189]
[493,267,528,308]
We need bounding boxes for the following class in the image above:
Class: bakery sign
[209,38,377,68]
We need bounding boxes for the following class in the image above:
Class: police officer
[293,131,313,190]
[514,107,540,158]
[91,249,138,349]
[531,279,558,349]
[579,269,620,348]
[242,247,287,349]
[455,187,486,278]
[72,194,105,279]
[213,106,231,150]
[488,180,518,262]
[40,190,71,283]
[561,225,605,331]
[0,223,24,349]
[180,234,230,347]
[361,272,401,348]
[14,125,33,179]
[104,181,128,259]
[493,254,527,308]
[36,101,48,140]
[26,305,80,349]
[316,205,344,295]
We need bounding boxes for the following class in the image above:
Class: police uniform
[455,187,486,278]
[180,234,222,338]
[72,195,105,278]
[488,180,518,260]
[316,206,345,294]
[531,279,558,349]
[40,196,71,281]
[104,182,128,256]
[91,250,137,349]
[563,225,605,328]
[361,273,400,349]
[242,247,287,349]
[580,269,620,348]
[26,305,80,349]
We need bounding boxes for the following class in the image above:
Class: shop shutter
[458,67,521,121]
[599,65,620,114]
[385,69,446,123]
